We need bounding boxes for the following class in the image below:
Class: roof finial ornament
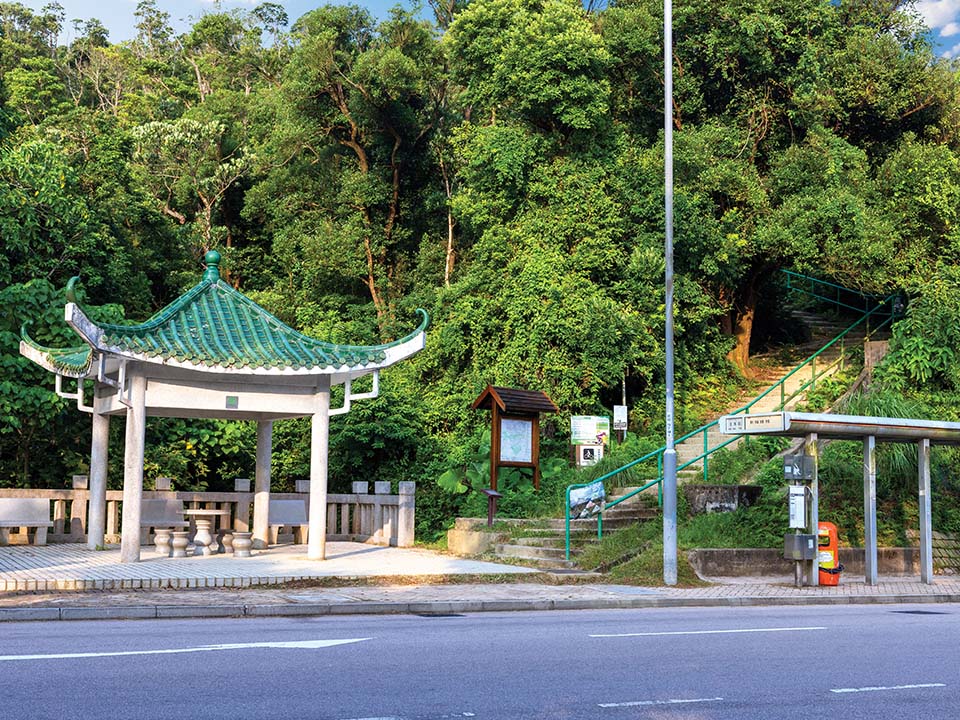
[203,249,221,282]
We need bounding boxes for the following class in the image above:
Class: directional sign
[719,412,787,435]
[0,638,371,662]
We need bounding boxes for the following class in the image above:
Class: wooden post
[532,416,541,490]
[490,403,501,491]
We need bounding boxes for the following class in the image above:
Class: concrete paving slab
[0,542,535,592]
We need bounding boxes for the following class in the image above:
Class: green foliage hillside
[1,0,958,541]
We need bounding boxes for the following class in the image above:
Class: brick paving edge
[3,593,960,622]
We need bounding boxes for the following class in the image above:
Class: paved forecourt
[0,542,535,592]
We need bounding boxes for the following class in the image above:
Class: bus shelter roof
[719,411,960,445]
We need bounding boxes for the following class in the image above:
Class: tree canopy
[1,0,958,533]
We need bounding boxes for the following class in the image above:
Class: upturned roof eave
[18,338,92,379]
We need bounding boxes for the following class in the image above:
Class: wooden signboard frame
[472,386,558,491]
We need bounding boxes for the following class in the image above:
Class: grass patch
[574,520,708,587]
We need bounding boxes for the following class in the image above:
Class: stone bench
[0,498,54,546]
[140,499,189,553]
[268,498,308,544]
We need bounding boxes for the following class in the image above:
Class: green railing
[563,274,897,560]
[783,269,888,316]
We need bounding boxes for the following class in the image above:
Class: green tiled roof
[19,329,92,377]
[23,251,429,375]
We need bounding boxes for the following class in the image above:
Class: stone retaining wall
[688,547,922,577]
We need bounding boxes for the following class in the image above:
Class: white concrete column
[863,435,878,585]
[307,378,331,560]
[120,371,147,563]
[919,438,933,584]
[252,420,273,549]
[87,399,110,550]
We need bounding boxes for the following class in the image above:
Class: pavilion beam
[120,371,147,563]
[252,420,273,549]
[87,398,110,550]
[863,435,878,586]
[307,378,331,560]
[919,438,933,584]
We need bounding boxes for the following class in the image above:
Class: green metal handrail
[783,269,887,315]
[563,274,898,561]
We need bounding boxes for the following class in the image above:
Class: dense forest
[2,0,959,537]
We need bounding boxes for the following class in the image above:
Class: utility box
[783,533,817,561]
[784,454,815,481]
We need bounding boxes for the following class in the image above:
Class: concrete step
[495,543,569,560]
[510,536,565,548]
[493,544,577,568]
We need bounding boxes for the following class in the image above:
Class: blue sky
[918,0,960,58]
[18,0,960,57]
[21,1,398,42]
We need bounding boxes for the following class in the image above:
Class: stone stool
[232,532,253,558]
[171,531,191,558]
[153,528,173,557]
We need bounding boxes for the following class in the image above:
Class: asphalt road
[0,604,957,719]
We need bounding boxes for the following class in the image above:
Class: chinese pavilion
[20,251,428,562]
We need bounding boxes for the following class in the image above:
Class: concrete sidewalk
[1,542,959,622]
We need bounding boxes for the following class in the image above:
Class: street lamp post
[662,0,678,586]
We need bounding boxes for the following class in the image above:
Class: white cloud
[916,0,960,31]
[943,41,960,59]
[943,21,960,36]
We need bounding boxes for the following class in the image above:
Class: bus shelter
[719,411,960,586]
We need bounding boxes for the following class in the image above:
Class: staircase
[675,306,884,480]
[485,488,659,569]
[486,274,899,570]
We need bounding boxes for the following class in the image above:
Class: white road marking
[591,626,826,638]
[339,715,475,720]
[831,683,946,694]
[599,696,724,708]
[0,638,371,662]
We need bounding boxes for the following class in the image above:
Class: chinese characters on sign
[570,416,611,446]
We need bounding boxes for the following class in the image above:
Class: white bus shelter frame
[719,411,960,586]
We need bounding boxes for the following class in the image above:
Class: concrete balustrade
[0,484,416,548]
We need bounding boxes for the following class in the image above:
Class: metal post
[806,433,819,587]
[919,438,933,584]
[863,435,877,585]
[702,428,708,482]
[662,0,677,586]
